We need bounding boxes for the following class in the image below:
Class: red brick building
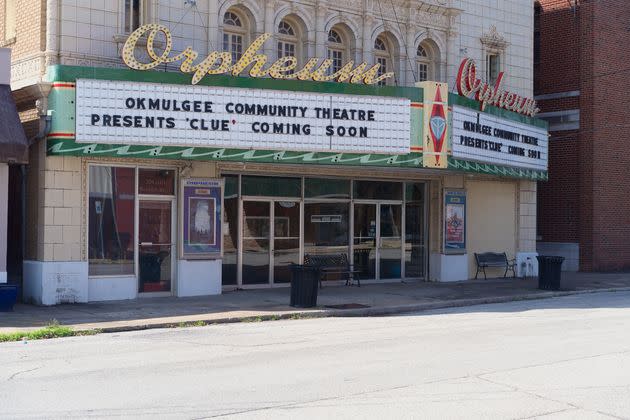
[535,0,630,271]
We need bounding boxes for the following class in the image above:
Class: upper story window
[223,11,246,62]
[277,20,297,59]
[4,0,16,41]
[374,36,390,86]
[123,0,143,34]
[416,41,439,82]
[416,45,429,82]
[486,53,501,85]
[327,29,345,74]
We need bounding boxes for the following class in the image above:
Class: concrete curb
[91,286,630,334]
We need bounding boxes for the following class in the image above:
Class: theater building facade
[6,0,546,304]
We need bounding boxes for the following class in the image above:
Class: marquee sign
[123,24,394,85]
[451,105,548,171]
[456,58,539,117]
[74,79,411,154]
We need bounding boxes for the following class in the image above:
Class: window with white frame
[416,45,430,82]
[277,19,297,60]
[486,53,501,84]
[374,36,390,86]
[223,11,245,63]
[327,29,345,74]
[123,0,143,34]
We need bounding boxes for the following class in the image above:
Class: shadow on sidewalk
[2,271,630,332]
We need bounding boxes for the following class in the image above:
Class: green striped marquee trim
[447,156,548,180]
[47,138,424,167]
[47,138,547,180]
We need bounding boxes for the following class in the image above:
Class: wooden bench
[474,252,516,280]
[304,253,362,287]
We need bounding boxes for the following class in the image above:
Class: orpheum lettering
[456,58,540,117]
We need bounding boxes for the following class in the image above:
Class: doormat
[325,303,370,310]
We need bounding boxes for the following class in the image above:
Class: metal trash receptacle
[289,264,320,308]
[536,256,565,291]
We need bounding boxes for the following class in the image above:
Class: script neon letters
[123,24,395,85]
[456,58,540,117]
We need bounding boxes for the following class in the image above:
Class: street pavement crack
[7,366,41,381]
[191,384,414,419]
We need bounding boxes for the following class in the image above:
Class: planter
[0,284,18,312]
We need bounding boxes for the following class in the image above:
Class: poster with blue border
[181,178,223,259]
[444,189,466,253]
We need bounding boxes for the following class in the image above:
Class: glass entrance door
[379,204,402,279]
[353,203,403,280]
[242,201,271,285]
[241,200,301,286]
[138,200,173,293]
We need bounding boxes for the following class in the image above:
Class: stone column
[405,18,415,86]
[263,0,275,57]
[314,1,328,59]
[0,163,8,283]
[361,14,375,64]
[207,0,219,51]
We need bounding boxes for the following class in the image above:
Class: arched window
[416,44,433,82]
[277,19,297,59]
[327,29,345,74]
[223,11,245,62]
[374,36,390,86]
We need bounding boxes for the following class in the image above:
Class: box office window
[88,166,136,276]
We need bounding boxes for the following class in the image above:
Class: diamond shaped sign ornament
[417,81,449,169]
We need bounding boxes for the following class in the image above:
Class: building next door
[353,203,403,280]
[241,200,301,286]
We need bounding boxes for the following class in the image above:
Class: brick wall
[537,0,630,271]
[0,0,45,59]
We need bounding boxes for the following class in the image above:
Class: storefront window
[304,202,349,256]
[241,176,301,197]
[138,168,174,195]
[88,166,136,276]
[353,180,402,200]
[405,183,426,278]
[305,178,350,199]
[222,175,239,285]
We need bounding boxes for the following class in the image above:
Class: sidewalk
[2,272,630,334]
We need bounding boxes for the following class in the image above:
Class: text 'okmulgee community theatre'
[8,1,548,304]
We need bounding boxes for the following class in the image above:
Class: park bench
[474,252,516,280]
[303,253,362,288]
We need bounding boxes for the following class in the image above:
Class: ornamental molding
[480,25,509,50]
[10,53,45,85]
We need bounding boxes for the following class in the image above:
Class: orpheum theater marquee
[50,24,548,180]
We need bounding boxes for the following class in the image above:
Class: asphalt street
[2,291,630,419]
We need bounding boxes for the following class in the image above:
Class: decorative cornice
[480,25,509,50]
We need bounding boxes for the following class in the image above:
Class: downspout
[23,115,52,271]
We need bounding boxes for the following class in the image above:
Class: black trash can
[536,255,565,290]
[289,264,320,308]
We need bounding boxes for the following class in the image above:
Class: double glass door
[353,203,403,280]
[242,200,300,286]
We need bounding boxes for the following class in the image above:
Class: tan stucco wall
[466,179,518,278]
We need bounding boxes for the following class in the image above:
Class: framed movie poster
[444,189,466,254]
[181,178,223,259]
